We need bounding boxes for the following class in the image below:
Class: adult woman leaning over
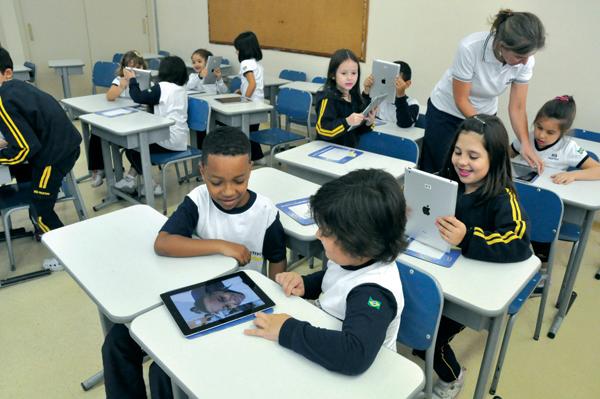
[420,9,546,174]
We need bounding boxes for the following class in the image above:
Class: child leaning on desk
[245,168,408,376]
[315,49,377,148]
[101,127,287,399]
[412,114,532,399]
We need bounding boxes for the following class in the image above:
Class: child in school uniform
[0,47,81,248]
[88,50,147,188]
[186,48,228,94]
[102,127,287,399]
[245,168,408,376]
[413,114,531,399]
[315,49,377,148]
[233,31,265,161]
[114,56,189,196]
[363,60,420,128]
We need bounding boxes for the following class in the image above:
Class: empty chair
[279,69,307,82]
[221,58,230,65]
[229,76,241,93]
[92,61,119,94]
[572,128,600,142]
[358,131,419,163]
[158,50,170,57]
[112,52,124,63]
[311,76,326,84]
[24,61,36,85]
[148,58,161,70]
[396,261,444,399]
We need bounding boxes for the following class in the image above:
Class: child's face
[203,290,244,313]
[500,46,535,66]
[334,59,359,94]
[316,229,368,266]
[533,117,562,148]
[451,131,490,193]
[200,154,251,210]
[191,54,206,74]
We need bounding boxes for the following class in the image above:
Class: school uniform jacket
[0,79,81,168]
[315,88,373,148]
[456,185,531,262]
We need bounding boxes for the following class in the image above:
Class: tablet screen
[161,271,275,337]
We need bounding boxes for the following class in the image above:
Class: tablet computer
[371,59,400,100]
[347,93,388,131]
[160,271,275,338]
[202,56,223,85]
[214,96,250,104]
[127,67,152,91]
[404,167,458,253]
[512,162,539,183]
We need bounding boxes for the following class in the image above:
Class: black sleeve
[301,270,326,300]
[262,213,287,263]
[159,197,199,237]
[314,96,351,141]
[278,283,397,375]
[0,98,41,164]
[395,96,419,128]
[128,78,161,105]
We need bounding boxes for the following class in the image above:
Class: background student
[315,49,376,148]
[114,56,189,196]
[363,60,420,128]
[186,48,228,94]
[245,169,407,376]
[414,114,531,399]
[419,9,546,174]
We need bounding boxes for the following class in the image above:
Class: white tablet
[202,56,223,85]
[347,93,388,131]
[404,167,458,253]
[127,67,152,91]
[371,59,400,100]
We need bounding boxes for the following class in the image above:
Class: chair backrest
[229,76,241,93]
[92,61,119,91]
[358,132,419,163]
[187,97,211,133]
[396,261,443,351]
[276,88,312,127]
[24,61,36,83]
[112,52,124,63]
[221,58,230,65]
[514,182,563,244]
[311,76,326,84]
[415,113,427,129]
[148,58,161,70]
[158,50,170,57]
[279,69,307,82]
[572,128,600,143]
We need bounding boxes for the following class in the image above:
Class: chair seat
[0,183,33,209]
[150,147,201,165]
[559,222,580,242]
[289,114,317,126]
[508,271,542,315]
[250,129,306,146]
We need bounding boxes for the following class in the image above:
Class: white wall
[0,0,27,63]
[157,0,600,132]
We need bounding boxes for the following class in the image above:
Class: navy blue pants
[419,99,463,173]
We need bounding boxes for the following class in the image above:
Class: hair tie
[555,95,570,102]
[473,115,487,125]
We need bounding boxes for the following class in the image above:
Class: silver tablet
[202,56,223,85]
[127,67,152,91]
[371,59,400,100]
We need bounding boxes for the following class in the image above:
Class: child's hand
[244,312,291,341]
[221,242,251,265]
[346,113,365,126]
[436,216,467,246]
[363,74,374,94]
[199,67,208,78]
[551,171,576,185]
[214,67,222,80]
[276,272,305,296]
[123,68,135,80]
[0,138,8,149]
[365,108,378,126]
[395,76,411,97]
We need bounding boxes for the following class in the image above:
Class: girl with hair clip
[186,48,228,94]
[415,114,532,399]
[233,31,266,161]
[315,49,376,148]
[420,9,546,175]
[88,51,147,187]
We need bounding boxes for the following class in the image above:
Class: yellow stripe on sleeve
[0,97,30,164]
[472,188,526,245]
[315,98,346,138]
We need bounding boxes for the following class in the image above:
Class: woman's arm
[509,83,544,172]
[452,79,477,118]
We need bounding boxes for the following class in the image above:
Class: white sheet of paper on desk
[407,239,446,259]
[320,147,357,162]
[99,108,137,117]
[288,202,311,219]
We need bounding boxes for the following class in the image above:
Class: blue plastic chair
[279,69,307,82]
[311,76,326,84]
[158,50,170,57]
[250,88,312,166]
[149,97,208,214]
[358,131,419,163]
[112,53,124,63]
[396,261,443,399]
[229,76,241,93]
[148,58,161,70]
[221,58,230,65]
[92,61,119,94]
[24,61,36,85]
[489,183,563,396]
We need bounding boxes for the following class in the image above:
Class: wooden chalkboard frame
[208,0,369,61]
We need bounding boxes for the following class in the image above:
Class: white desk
[192,93,273,135]
[275,140,415,184]
[263,76,291,127]
[48,59,85,98]
[399,253,540,399]
[13,64,32,82]
[248,167,323,264]
[79,110,174,209]
[281,81,324,94]
[130,270,425,399]
[374,121,425,143]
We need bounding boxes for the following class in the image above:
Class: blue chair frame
[92,61,119,94]
[279,69,307,82]
[489,183,563,396]
[158,50,170,57]
[311,76,326,84]
[148,58,161,70]
[229,76,241,93]
[396,261,443,399]
[112,53,124,63]
[24,61,36,85]
[358,131,419,163]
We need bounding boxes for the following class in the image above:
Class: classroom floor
[1,121,599,399]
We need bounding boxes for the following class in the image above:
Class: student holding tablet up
[186,48,228,95]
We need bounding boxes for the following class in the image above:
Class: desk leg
[76,121,92,183]
[268,86,278,128]
[60,68,72,98]
[93,137,120,211]
[241,114,250,136]
[80,310,114,391]
[549,209,594,338]
[473,314,503,399]
[139,133,155,208]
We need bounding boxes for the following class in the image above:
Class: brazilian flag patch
[367,296,381,310]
